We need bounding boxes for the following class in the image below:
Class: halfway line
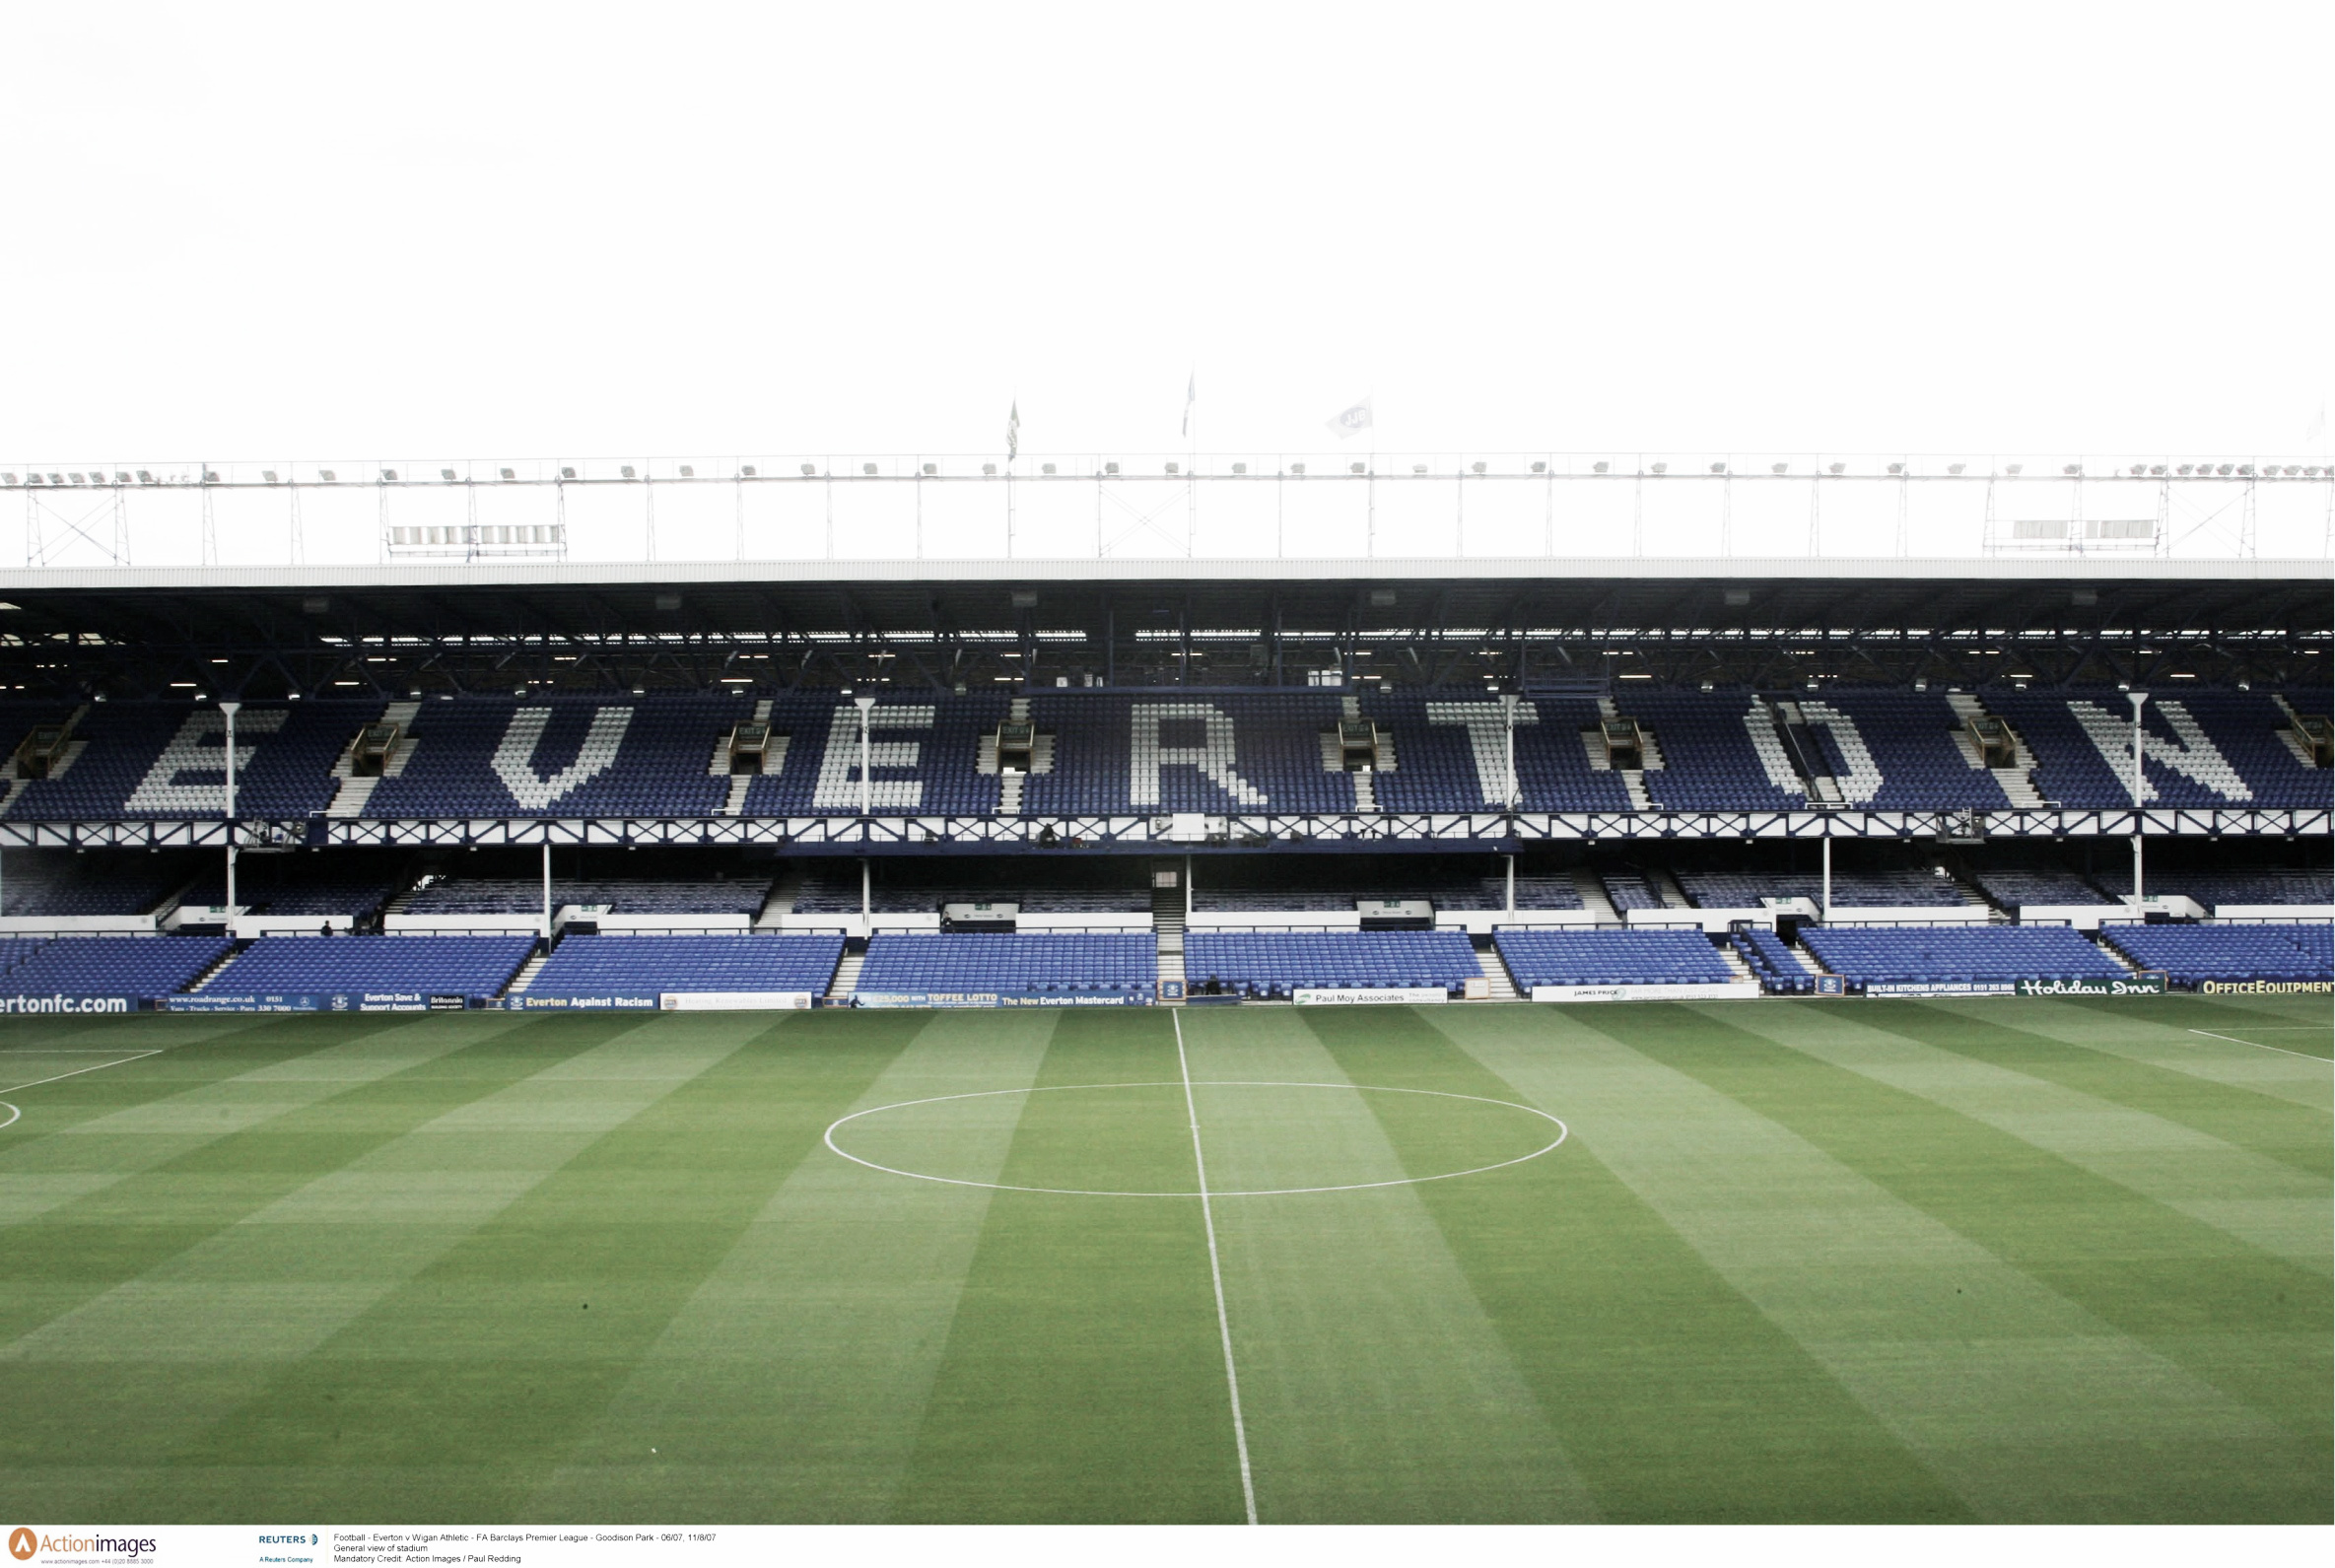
[1173,1009,1259,1526]
[2188,1029,2334,1063]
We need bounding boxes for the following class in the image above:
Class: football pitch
[0,995,2327,1525]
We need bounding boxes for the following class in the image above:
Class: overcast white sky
[2,1,2329,467]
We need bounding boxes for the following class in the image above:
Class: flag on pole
[1326,397,1374,441]
[1007,401,1020,461]
[1181,372,1196,439]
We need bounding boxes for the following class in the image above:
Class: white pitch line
[1174,1009,1259,1527]
[0,1050,165,1131]
[2188,1029,2335,1063]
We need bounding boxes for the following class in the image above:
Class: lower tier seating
[1799,924,2123,985]
[856,932,1156,997]
[527,934,843,996]
[0,934,231,997]
[205,935,534,998]
[1182,931,1480,997]
[1493,929,1733,988]
[1732,928,1815,993]
[2097,922,2332,985]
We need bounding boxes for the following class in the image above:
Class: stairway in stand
[825,945,864,1002]
[1153,879,1187,1002]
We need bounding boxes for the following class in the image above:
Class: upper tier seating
[857,932,1156,996]
[1792,691,2009,809]
[526,933,844,996]
[205,935,534,997]
[1986,689,2331,810]
[1363,693,1631,813]
[6,686,2323,821]
[1493,928,1734,987]
[1678,869,1966,909]
[1019,692,1350,816]
[8,700,376,821]
[0,934,231,997]
[2097,922,2332,985]
[179,862,398,919]
[1799,924,2124,985]
[1622,691,1803,811]
[1183,930,1480,996]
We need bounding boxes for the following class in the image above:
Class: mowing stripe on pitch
[1174,1008,1259,1526]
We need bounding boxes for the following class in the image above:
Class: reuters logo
[8,1528,34,1561]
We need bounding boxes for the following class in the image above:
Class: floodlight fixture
[1650,462,1668,475]
[2149,464,2165,476]
[262,470,279,483]
[860,463,877,476]
[560,466,577,480]
[1105,461,1120,474]
[499,467,515,481]
[1710,461,1727,475]
[1593,460,1611,474]
[440,468,457,482]
[622,465,639,480]
[69,472,86,484]
[2063,463,2082,476]
[921,462,936,476]
[1043,462,1059,474]
[741,465,756,478]
[2237,463,2255,475]
[799,463,816,477]
[1166,461,1180,475]
[1472,460,1487,474]
[1349,462,1365,475]
[2129,463,2145,476]
[1289,463,1304,475]
[2217,462,2233,474]
[2177,464,2193,475]
[382,468,397,481]
[679,464,695,478]
[1232,462,1248,474]
[1887,461,1904,475]
[317,469,334,482]
[1531,460,1546,474]
[2005,463,2023,475]
[203,470,220,483]
[0,473,13,485]
[2283,464,2300,476]
[1828,461,1846,474]
[1948,462,1966,475]
[114,471,130,483]
[982,462,996,475]
[1771,462,1788,475]
[1412,463,1428,475]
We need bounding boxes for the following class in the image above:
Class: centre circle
[823,1080,1567,1197]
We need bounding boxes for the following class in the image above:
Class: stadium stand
[203,935,534,997]
[1678,869,1966,909]
[1621,691,1804,811]
[856,932,1157,996]
[1018,692,1350,816]
[1601,872,1667,913]
[1792,690,2009,808]
[1182,930,1480,996]
[1985,688,2329,810]
[1493,928,1734,987]
[363,696,747,819]
[0,934,231,997]
[1362,692,1632,813]
[1969,868,2116,909]
[1731,927,1816,993]
[2096,922,2332,986]
[2137,868,2333,908]
[1798,924,2125,985]
[742,692,1006,816]
[6,700,372,821]
[0,852,191,918]
[401,877,771,917]
[524,933,844,996]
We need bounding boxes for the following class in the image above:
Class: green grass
[0,995,2326,1524]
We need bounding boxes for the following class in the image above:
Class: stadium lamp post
[857,696,875,939]
[219,701,240,922]
[2128,691,2148,904]
[1820,834,1831,924]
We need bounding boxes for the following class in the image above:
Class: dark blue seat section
[2098,922,2331,985]
[1620,691,1802,812]
[1799,924,2124,985]
[528,934,844,996]
[9,700,377,821]
[402,878,771,917]
[1970,868,2115,908]
[1732,928,1814,993]
[365,695,749,819]
[1602,873,1665,912]
[179,863,400,920]
[857,932,1156,996]
[0,851,192,917]
[742,692,1006,817]
[0,935,231,997]
[1494,929,1732,988]
[1679,870,1966,908]
[1183,931,1480,997]
[1797,691,2008,809]
[1985,688,2322,809]
[206,935,534,997]
[1019,692,1350,817]
[1361,693,1631,813]
[2142,868,2333,908]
